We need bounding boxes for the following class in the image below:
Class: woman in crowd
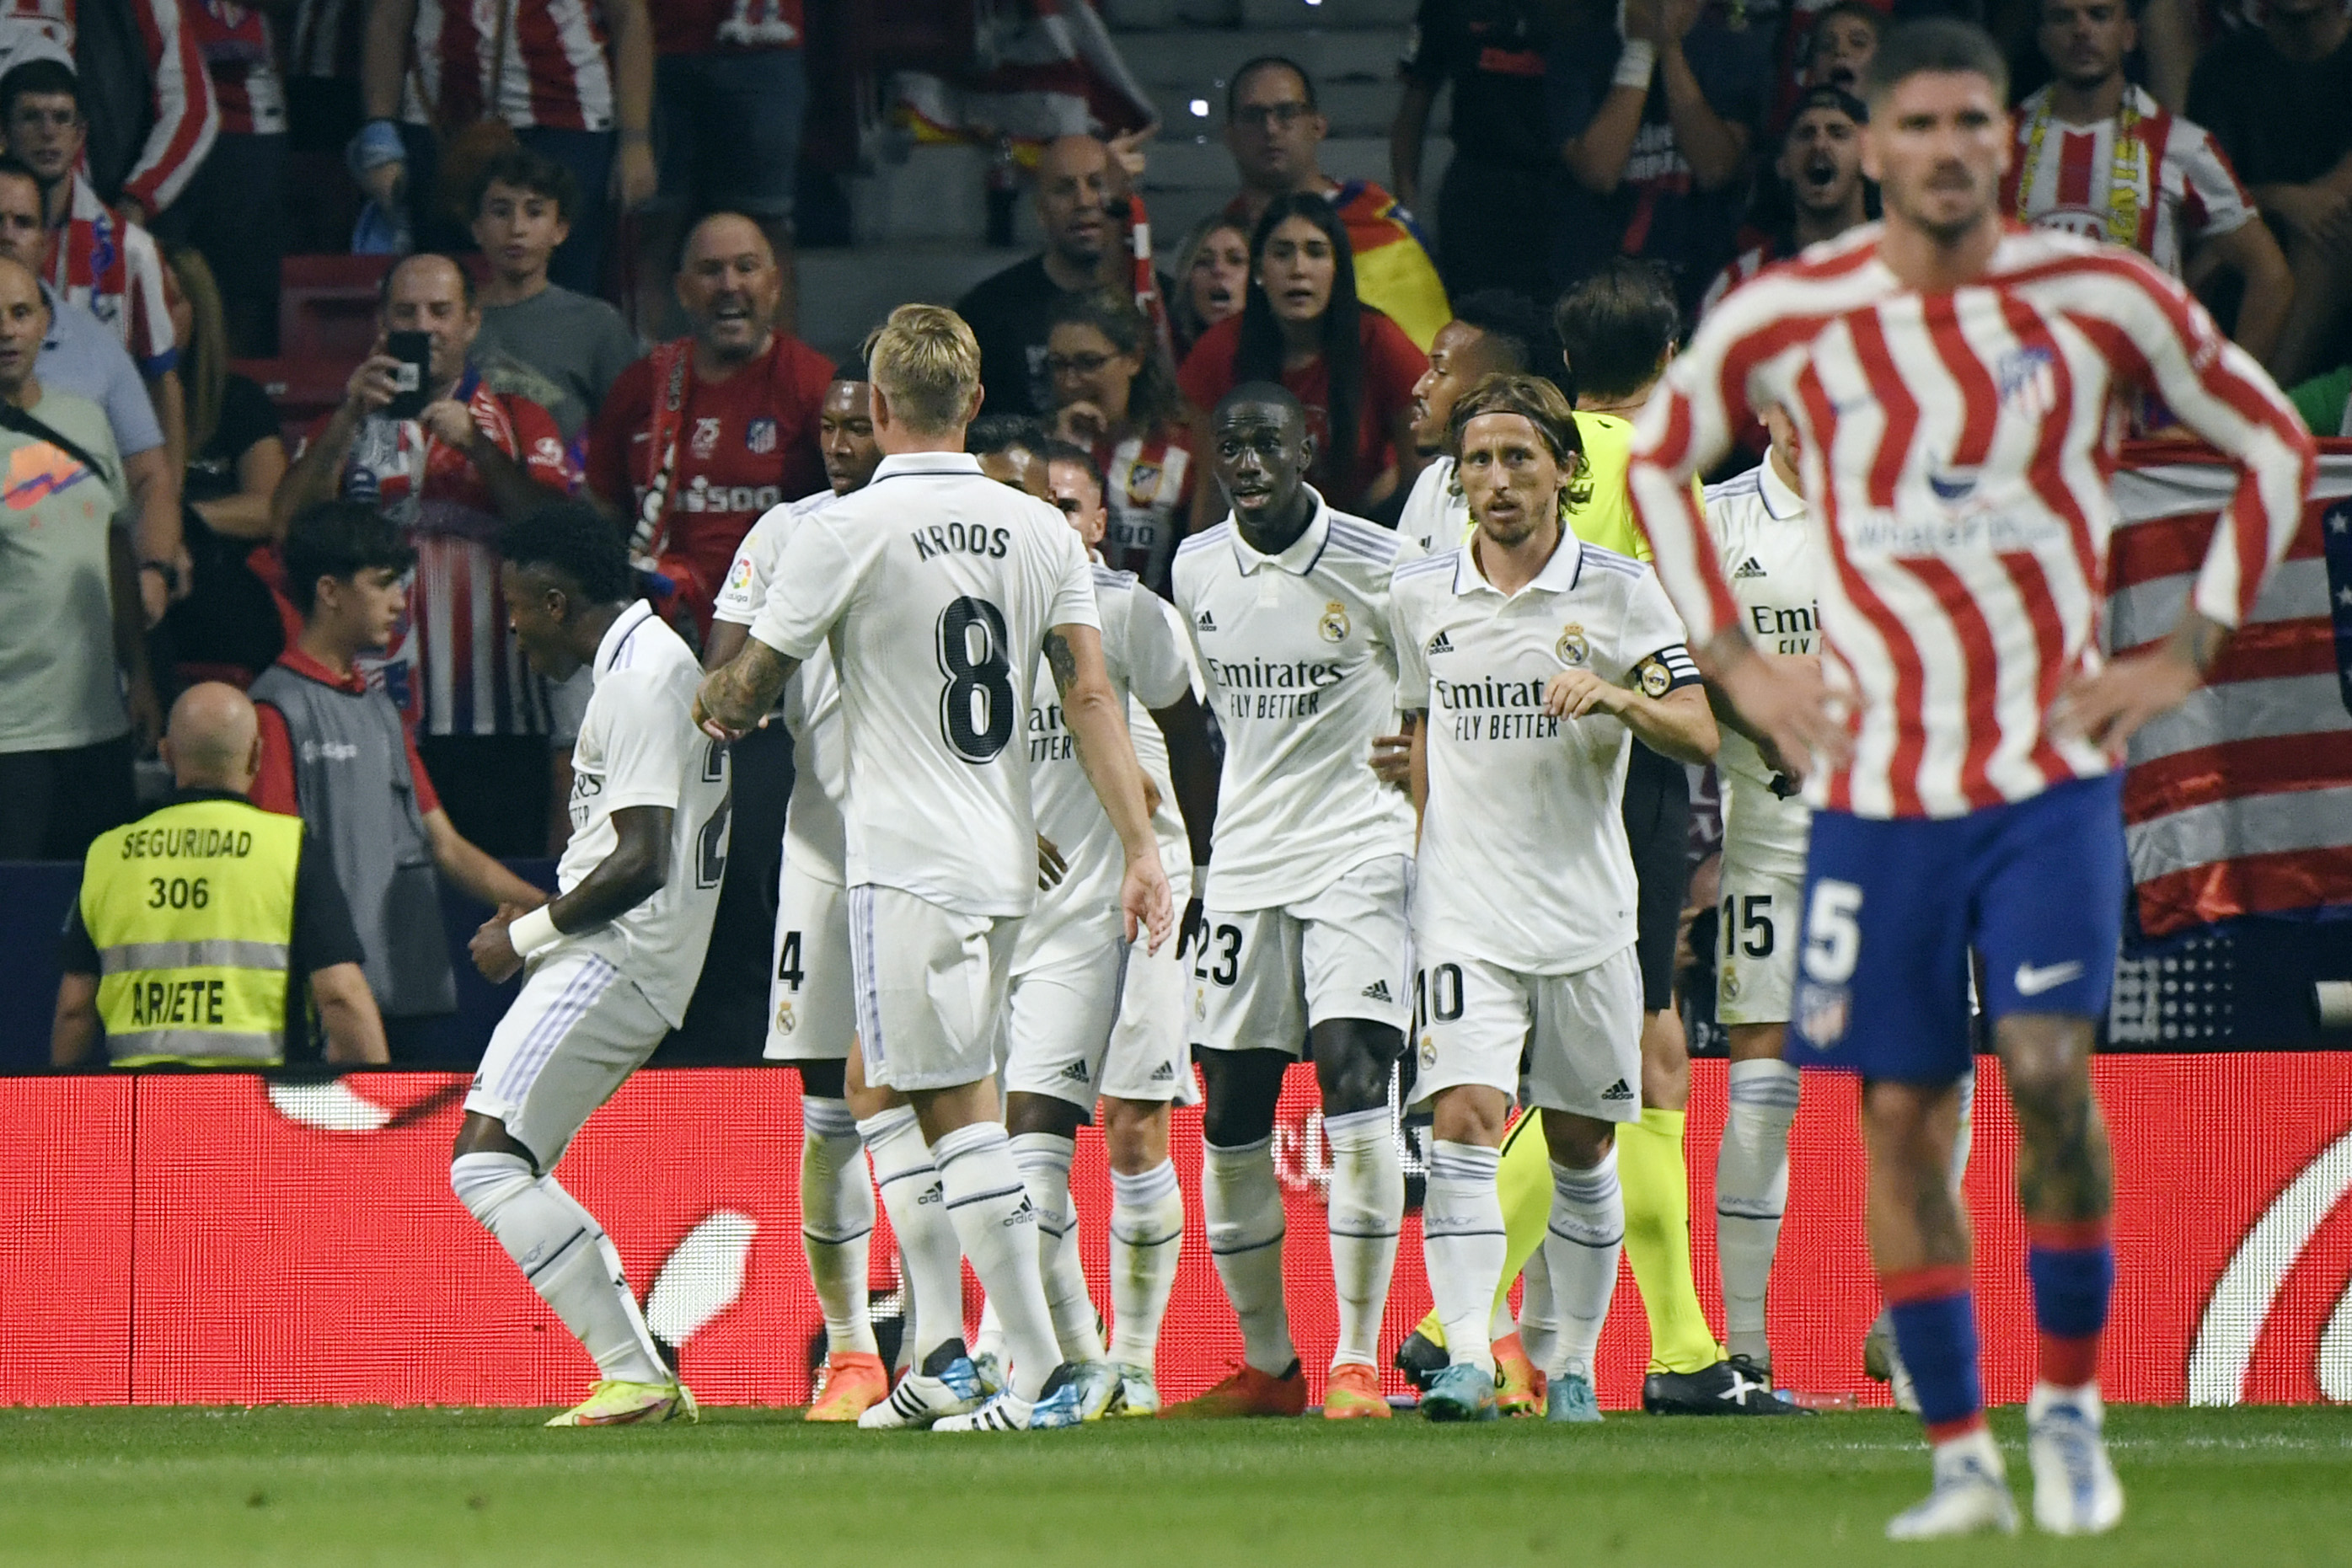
[1170,214,1250,361]
[1177,194,1426,521]
[1045,291,1196,593]
[161,246,292,688]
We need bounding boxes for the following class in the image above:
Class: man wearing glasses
[1219,56,1450,351]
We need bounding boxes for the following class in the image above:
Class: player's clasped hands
[1544,668,1636,720]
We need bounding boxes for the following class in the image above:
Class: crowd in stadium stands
[16,0,2352,1068]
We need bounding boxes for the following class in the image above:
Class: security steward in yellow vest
[51,684,389,1068]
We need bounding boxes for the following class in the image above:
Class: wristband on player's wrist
[507,905,562,961]
[1614,40,1657,88]
[1191,864,1209,900]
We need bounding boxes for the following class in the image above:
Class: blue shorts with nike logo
[1786,773,2126,1085]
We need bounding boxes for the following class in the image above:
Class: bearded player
[1629,19,2312,1538]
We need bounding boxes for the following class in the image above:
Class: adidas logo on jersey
[1360,980,1394,1003]
[1425,630,1454,655]
[1195,608,1217,631]
[1060,1060,1091,1084]
[1149,1061,1177,1082]
[1601,1078,1635,1102]
[1732,556,1768,580]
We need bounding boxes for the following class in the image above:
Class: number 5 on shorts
[1802,880,1862,984]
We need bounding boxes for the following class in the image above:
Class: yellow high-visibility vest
[79,795,303,1067]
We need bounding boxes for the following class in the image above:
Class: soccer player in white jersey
[999,442,1220,1419]
[453,503,732,1428]
[695,304,1172,1433]
[705,375,908,1424]
[1394,375,1718,1425]
[1699,402,1822,1387]
[1163,383,1422,1421]
[2004,0,2288,371]
[1628,20,2313,1537]
[1396,292,1558,555]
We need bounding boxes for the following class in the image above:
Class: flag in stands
[2110,447,2352,936]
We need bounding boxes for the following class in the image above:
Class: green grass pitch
[2,1405,2345,1565]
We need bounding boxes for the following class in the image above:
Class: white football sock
[1422,1139,1505,1375]
[1950,1062,1975,1196]
[1716,1059,1800,1366]
[1541,1149,1624,1382]
[1010,1131,1106,1363]
[1107,1159,1183,1368]
[933,1121,1061,1401]
[859,1106,967,1367]
[1203,1136,1295,1376]
[801,1096,877,1358]
[1323,1105,1404,1372]
[972,1295,1005,1367]
[1517,1245,1559,1373]
[452,1153,667,1384]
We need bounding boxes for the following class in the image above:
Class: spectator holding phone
[270,252,579,858]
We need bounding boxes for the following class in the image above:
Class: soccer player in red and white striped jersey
[2003,0,2291,370]
[1629,19,2312,1542]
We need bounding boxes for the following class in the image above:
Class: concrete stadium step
[796,244,1024,367]
[1145,77,1423,139]
[1112,26,1404,89]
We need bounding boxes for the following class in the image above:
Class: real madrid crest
[1418,1034,1438,1069]
[1318,600,1351,643]
[1640,658,1673,698]
[1556,623,1589,666]
[774,998,797,1036]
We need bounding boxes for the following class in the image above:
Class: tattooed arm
[1047,622,1172,950]
[693,634,800,742]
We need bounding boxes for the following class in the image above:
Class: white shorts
[1192,855,1413,1056]
[1006,929,1199,1110]
[1109,914,1201,1105]
[763,861,855,1062]
[1717,838,1805,1030]
[848,883,1017,1094]
[465,950,672,1167]
[1411,944,1643,1123]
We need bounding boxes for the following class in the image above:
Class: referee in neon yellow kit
[52,683,388,1068]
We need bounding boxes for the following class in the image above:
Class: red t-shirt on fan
[1176,309,1426,513]
[653,0,802,54]
[587,331,834,619]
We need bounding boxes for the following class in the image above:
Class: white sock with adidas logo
[1108,1159,1184,1367]
[1323,1105,1404,1371]
[859,1105,969,1371]
[933,1121,1062,1402]
[1010,1131,1106,1364]
[1423,1139,1506,1376]
[1542,1148,1624,1382]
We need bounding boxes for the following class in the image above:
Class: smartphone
[384,330,432,420]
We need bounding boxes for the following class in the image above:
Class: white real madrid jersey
[715,490,849,883]
[1171,491,1421,911]
[1398,454,1471,556]
[1392,538,1700,975]
[553,602,731,1027]
[1021,564,1195,964]
[1703,457,1824,789]
[750,452,1100,918]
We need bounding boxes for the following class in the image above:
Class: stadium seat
[278,254,396,363]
